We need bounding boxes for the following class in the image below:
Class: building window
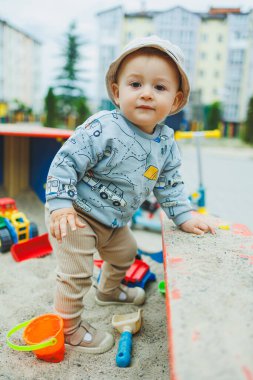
[127,32,133,41]
[214,70,219,78]
[201,33,208,42]
[216,53,221,60]
[182,13,189,23]
[200,51,206,59]
[198,69,205,77]
[234,31,241,39]
[229,49,244,64]
[218,34,223,42]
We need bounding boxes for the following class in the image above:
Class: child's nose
[140,85,153,100]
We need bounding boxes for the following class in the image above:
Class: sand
[0,191,168,380]
[1,140,252,379]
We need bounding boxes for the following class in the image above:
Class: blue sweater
[46,109,192,228]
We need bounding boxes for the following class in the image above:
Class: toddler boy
[45,35,215,354]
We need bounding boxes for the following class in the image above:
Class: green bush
[206,101,222,130]
[44,87,58,128]
[242,97,253,144]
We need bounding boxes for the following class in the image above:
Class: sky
[1,0,253,104]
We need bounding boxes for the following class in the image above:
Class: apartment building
[155,7,253,124]
[154,7,200,89]
[96,6,123,110]
[123,10,155,45]
[96,6,154,110]
[0,19,41,114]
[196,13,228,106]
[96,6,253,124]
[195,8,253,123]
[224,11,253,122]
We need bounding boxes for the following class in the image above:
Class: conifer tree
[55,21,90,125]
[56,21,84,100]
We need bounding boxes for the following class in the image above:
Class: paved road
[179,141,253,231]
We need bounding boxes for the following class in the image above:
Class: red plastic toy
[11,233,52,262]
[94,258,156,288]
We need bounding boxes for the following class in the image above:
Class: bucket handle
[6,319,57,352]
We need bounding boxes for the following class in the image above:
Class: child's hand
[50,207,86,243]
[180,217,216,236]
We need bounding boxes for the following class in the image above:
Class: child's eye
[130,82,141,88]
[155,84,166,91]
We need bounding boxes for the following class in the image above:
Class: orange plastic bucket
[6,314,65,363]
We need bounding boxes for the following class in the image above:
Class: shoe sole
[65,332,114,354]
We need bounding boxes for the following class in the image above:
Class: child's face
[112,52,183,134]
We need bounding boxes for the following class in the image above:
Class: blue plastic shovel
[112,309,143,367]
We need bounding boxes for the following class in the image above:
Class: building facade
[97,6,253,125]
[154,6,253,124]
[195,14,228,106]
[154,7,200,89]
[0,19,41,115]
[96,6,123,110]
[223,11,253,122]
[96,6,154,110]
[123,11,155,46]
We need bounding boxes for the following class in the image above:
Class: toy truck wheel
[100,192,108,200]
[113,201,120,206]
[29,222,39,238]
[0,228,13,253]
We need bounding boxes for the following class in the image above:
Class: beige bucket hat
[105,35,190,115]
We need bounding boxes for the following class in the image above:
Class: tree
[56,21,84,99]
[55,21,91,127]
[44,87,58,128]
[243,96,253,144]
[206,101,222,130]
[74,97,91,126]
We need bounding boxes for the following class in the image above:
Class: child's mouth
[137,105,155,110]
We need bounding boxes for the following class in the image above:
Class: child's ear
[111,83,120,106]
[171,91,184,113]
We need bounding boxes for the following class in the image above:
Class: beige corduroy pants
[45,207,137,334]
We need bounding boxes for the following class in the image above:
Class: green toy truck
[0,197,38,253]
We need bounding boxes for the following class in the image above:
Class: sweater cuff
[173,211,193,226]
[47,198,73,213]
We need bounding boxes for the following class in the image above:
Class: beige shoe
[65,320,114,354]
[95,284,145,306]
